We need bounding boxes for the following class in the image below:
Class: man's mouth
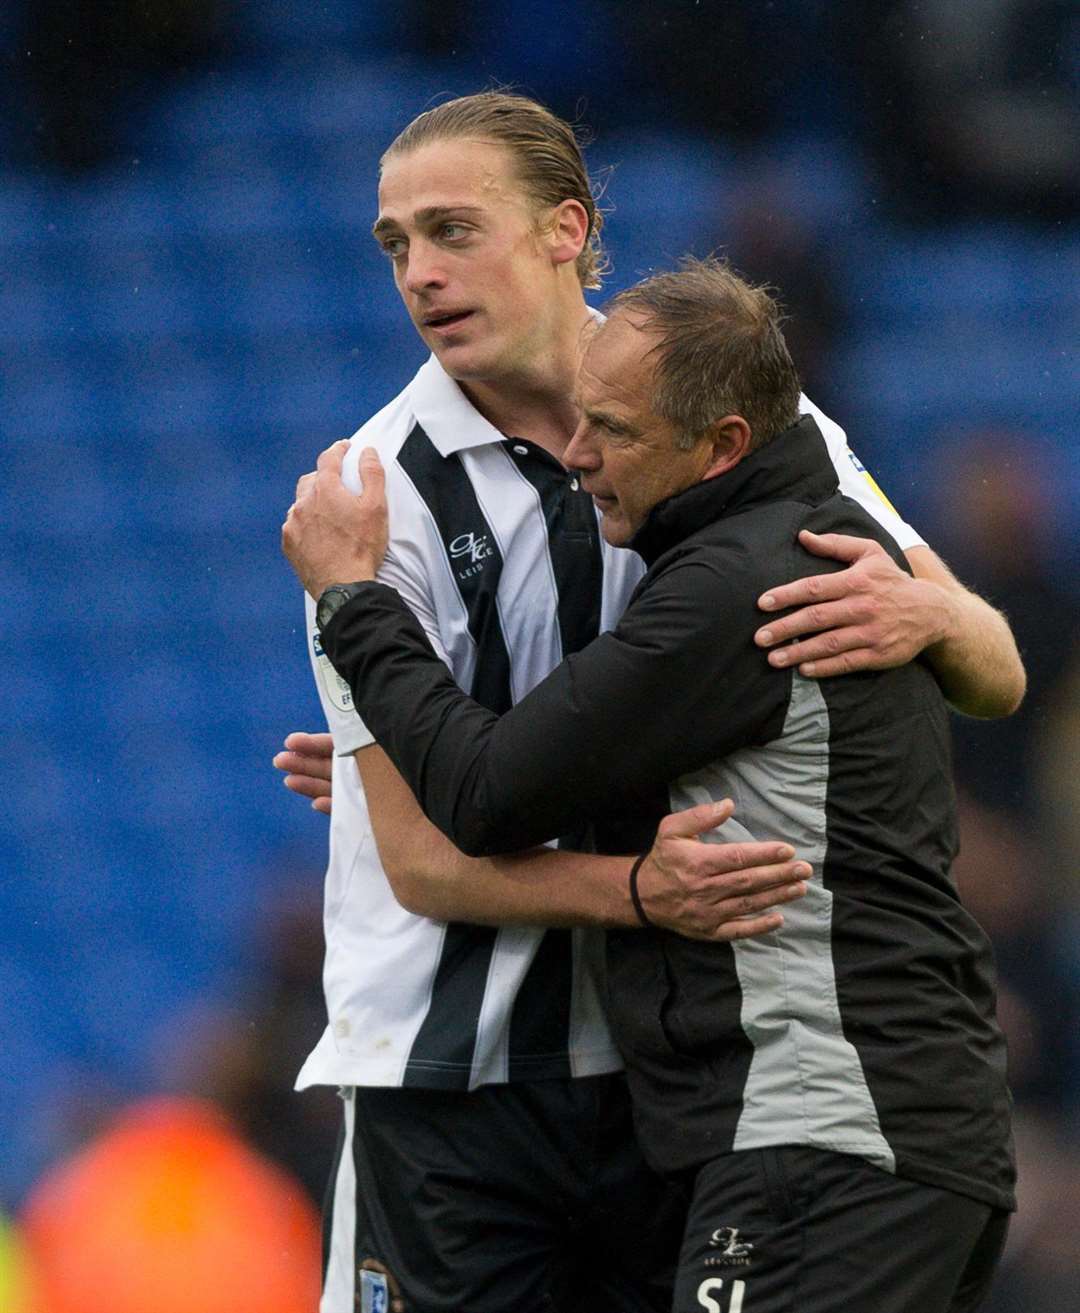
[423,310,475,333]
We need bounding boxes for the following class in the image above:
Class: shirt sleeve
[319,552,788,856]
[305,451,455,757]
[305,587,374,753]
[799,394,926,552]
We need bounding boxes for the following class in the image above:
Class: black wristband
[628,853,654,929]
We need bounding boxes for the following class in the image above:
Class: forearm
[327,584,536,854]
[356,747,812,943]
[356,745,637,927]
[906,547,1026,718]
[924,590,1025,719]
[399,845,638,928]
[327,572,770,857]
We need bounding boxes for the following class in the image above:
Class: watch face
[317,586,351,632]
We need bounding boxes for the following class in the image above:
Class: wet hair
[382,91,608,289]
[606,256,802,450]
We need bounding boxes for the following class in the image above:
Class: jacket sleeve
[319,554,787,856]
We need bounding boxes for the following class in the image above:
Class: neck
[458,301,592,459]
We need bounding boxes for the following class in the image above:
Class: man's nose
[563,425,600,473]
[403,240,447,294]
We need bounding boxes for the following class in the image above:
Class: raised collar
[406,354,508,456]
[630,415,839,566]
[404,308,605,458]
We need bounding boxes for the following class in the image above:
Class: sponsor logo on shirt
[846,447,902,516]
[448,531,495,581]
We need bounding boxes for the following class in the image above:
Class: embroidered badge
[704,1227,754,1269]
[313,629,354,714]
[358,1259,405,1313]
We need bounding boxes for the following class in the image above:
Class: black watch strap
[315,582,369,633]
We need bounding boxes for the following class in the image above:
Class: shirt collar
[406,354,508,456]
[404,307,606,458]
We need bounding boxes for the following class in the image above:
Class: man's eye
[440,223,468,241]
[380,238,407,259]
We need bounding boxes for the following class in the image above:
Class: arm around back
[324,554,786,857]
[904,545,1025,718]
[754,532,1026,718]
[354,744,809,940]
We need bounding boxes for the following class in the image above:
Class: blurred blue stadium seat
[843,227,1079,325]
[143,61,471,163]
[231,0,399,54]
[466,0,618,93]
[840,328,1074,414]
[595,134,737,291]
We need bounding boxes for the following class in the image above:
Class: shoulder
[628,518,797,646]
[342,386,420,472]
[798,392,847,451]
[339,385,436,508]
[652,503,805,594]
[800,393,925,551]
[798,394,865,486]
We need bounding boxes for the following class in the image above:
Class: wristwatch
[315,582,369,633]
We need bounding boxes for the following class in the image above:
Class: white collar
[405,308,605,457]
[407,355,508,457]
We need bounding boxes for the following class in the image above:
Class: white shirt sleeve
[305,440,455,756]
[799,394,926,552]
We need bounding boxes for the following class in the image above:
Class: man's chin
[428,339,490,379]
[598,513,633,548]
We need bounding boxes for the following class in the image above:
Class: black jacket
[322,415,1015,1208]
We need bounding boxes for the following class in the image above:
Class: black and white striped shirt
[297,355,923,1093]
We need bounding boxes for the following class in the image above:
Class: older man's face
[564,313,717,546]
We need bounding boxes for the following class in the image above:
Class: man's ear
[702,415,753,479]
[546,198,590,269]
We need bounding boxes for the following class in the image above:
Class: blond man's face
[374,139,566,383]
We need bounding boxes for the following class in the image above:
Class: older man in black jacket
[284,259,1014,1313]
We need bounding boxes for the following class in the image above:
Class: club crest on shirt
[359,1258,405,1313]
[312,629,353,714]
